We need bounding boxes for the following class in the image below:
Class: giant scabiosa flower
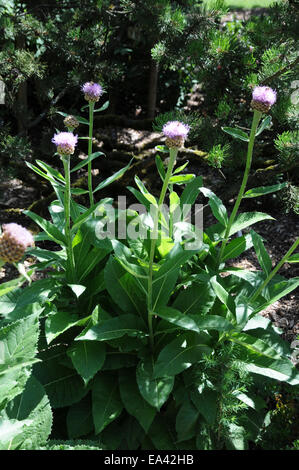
[82,82,103,102]
[162,121,190,148]
[52,132,78,157]
[0,223,34,263]
[251,86,277,113]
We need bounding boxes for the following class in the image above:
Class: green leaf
[199,187,228,227]
[119,369,156,433]
[191,388,218,426]
[0,278,58,320]
[67,341,106,385]
[93,160,132,193]
[155,307,234,334]
[94,100,109,113]
[36,160,65,183]
[210,275,236,316]
[232,391,266,411]
[154,332,212,378]
[225,423,248,450]
[0,314,40,408]
[0,276,27,298]
[173,161,190,175]
[287,254,299,263]
[250,230,272,275]
[5,375,53,449]
[0,413,32,450]
[136,356,174,410]
[24,210,67,246]
[155,145,169,153]
[76,314,147,342]
[173,283,216,316]
[45,310,80,344]
[169,174,195,185]
[33,345,88,408]
[155,154,166,181]
[148,415,177,450]
[243,182,287,198]
[176,399,199,442]
[229,212,274,237]
[71,151,105,173]
[180,176,203,207]
[222,127,249,142]
[104,257,146,315]
[152,244,200,310]
[228,331,283,360]
[254,277,299,314]
[238,353,299,385]
[255,115,272,137]
[92,374,123,434]
[67,284,86,298]
[222,234,253,261]
[67,395,93,439]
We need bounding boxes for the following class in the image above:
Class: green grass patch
[203,0,283,9]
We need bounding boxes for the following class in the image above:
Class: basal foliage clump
[0,80,298,451]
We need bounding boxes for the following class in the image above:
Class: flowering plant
[0,84,298,450]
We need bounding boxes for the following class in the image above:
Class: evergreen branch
[261,55,299,85]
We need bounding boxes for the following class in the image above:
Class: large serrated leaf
[5,375,53,449]
[0,314,40,408]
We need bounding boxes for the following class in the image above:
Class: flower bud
[52,132,78,157]
[251,86,277,113]
[162,121,190,149]
[82,81,103,102]
[0,223,34,263]
[63,115,79,131]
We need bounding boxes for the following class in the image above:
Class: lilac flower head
[0,223,34,263]
[82,81,103,102]
[162,121,190,148]
[52,131,78,157]
[251,86,277,113]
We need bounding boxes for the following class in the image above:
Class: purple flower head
[52,132,78,157]
[252,86,277,107]
[163,121,190,140]
[0,223,34,263]
[82,81,103,102]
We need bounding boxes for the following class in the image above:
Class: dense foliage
[0,79,298,450]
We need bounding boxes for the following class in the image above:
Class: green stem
[169,183,174,239]
[88,102,95,207]
[250,237,299,303]
[147,147,178,350]
[218,110,262,264]
[63,157,75,282]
